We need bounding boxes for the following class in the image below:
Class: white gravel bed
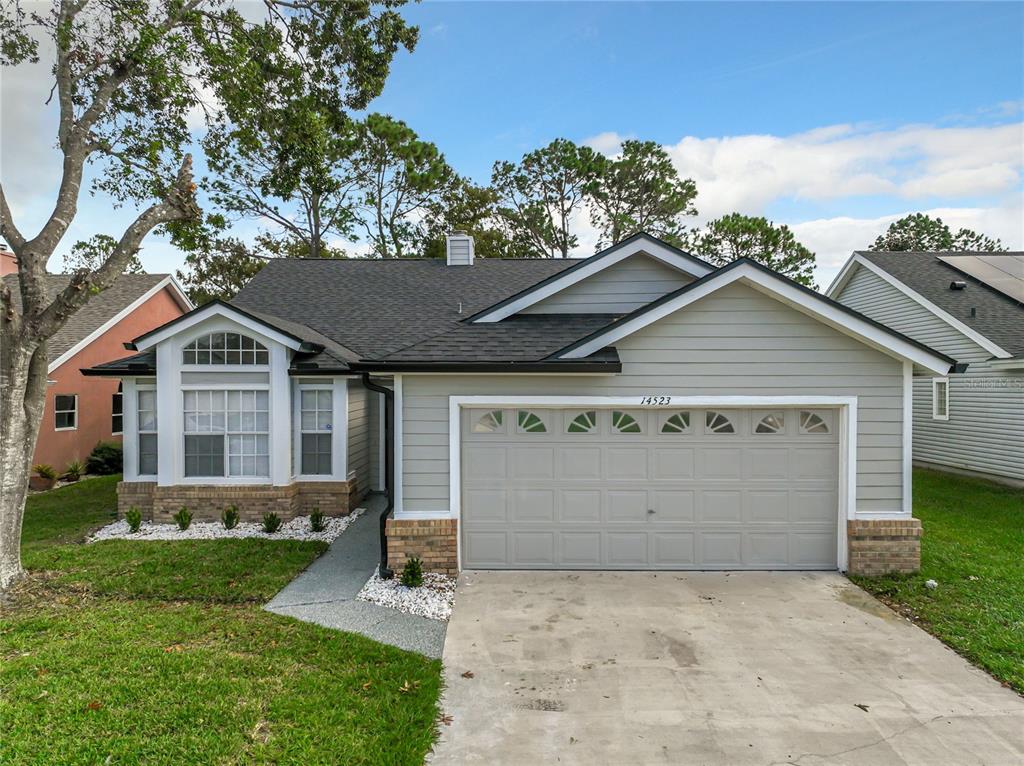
[88,507,365,544]
[357,572,457,621]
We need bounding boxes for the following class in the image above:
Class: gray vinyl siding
[402,281,905,515]
[347,379,371,492]
[368,385,383,491]
[522,254,694,314]
[835,264,1024,482]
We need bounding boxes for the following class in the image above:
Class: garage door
[461,407,839,570]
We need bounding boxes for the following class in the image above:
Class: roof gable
[552,258,954,375]
[466,233,714,323]
[131,300,306,352]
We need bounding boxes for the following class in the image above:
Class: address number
[640,396,672,406]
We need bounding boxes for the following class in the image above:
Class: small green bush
[125,506,143,533]
[221,505,240,530]
[400,556,424,588]
[63,460,85,481]
[309,510,326,533]
[32,463,58,480]
[86,441,123,475]
[262,512,281,534]
[172,506,192,531]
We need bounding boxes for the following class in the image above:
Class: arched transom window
[183,332,269,365]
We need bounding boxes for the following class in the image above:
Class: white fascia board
[166,275,196,311]
[558,263,954,375]
[49,276,179,373]
[827,254,1011,360]
[471,235,713,323]
[134,303,303,352]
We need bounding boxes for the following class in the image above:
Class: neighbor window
[137,389,158,476]
[54,394,77,430]
[111,383,123,435]
[183,389,269,477]
[932,378,950,421]
[182,332,268,365]
[300,388,333,475]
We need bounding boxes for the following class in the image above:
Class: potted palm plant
[30,464,58,491]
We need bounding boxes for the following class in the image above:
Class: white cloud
[583,131,629,156]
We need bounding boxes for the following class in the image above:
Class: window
[517,410,547,433]
[300,389,333,475]
[932,378,950,421]
[138,389,158,475]
[705,410,735,434]
[182,332,268,365]
[111,383,123,435]
[611,411,642,433]
[660,411,691,434]
[755,412,785,434]
[799,410,831,434]
[472,410,504,433]
[54,394,77,430]
[183,389,269,477]
[566,411,598,434]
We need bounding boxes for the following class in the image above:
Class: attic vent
[950,280,967,290]
[446,231,474,266]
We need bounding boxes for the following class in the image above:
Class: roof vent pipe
[446,231,474,266]
[950,280,967,290]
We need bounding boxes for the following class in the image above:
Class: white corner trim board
[442,394,861,572]
[903,360,913,515]
[826,254,1011,360]
[556,263,954,375]
[471,235,713,323]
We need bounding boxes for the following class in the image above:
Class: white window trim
[111,385,123,436]
[404,395,863,573]
[136,385,158,478]
[181,387,272,483]
[54,394,78,431]
[291,380,348,481]
[932,377,950,421]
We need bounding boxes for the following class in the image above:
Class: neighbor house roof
[849,251,1024,356]
[2,273,191,372]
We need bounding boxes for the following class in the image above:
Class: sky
[3,1,1023,289]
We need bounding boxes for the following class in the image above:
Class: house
[2,248,192,473]
[85,233,956,577]
[828,251,1024,486]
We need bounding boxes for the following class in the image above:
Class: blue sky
[3,1,1022,286]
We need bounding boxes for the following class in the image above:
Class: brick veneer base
[847,518,922,576]
[386,518,458,576]
[117,480,362,524]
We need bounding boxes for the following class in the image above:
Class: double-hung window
[183,390,270,478]
[932,378,950,421]
[138,389,158,475]
[300,389,333,475]
[112,383,123,435]
[54,394,77,430]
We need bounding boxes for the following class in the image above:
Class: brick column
[386,518,458,576]
[847,518,922,576]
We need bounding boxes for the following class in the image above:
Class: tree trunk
[0,337,48,590]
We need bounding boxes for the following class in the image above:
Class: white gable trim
[471,234,713,323]
[826,254,1012,359]
[134,302,303,352]
[557,262,954,375]
[48,275,194,374]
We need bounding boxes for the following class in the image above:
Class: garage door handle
[647,508,656,515]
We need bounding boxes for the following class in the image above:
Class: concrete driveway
[430,571,1024,765]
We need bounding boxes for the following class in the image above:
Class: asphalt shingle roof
[3,273,170,364]
[856,251,1024,356]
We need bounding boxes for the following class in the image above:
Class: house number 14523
[640,396,672,406]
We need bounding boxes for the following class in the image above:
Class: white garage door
[461,407,839,570]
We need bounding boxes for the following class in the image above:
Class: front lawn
[1,477,442,765]
[852,468,1024,694]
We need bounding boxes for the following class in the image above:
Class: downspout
[361,373,395,578]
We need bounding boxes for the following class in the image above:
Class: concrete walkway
[432,571,1024,765]
[265,495,447,658]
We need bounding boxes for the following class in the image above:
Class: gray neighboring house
[87,233,956,578]
[828,251,1024,486]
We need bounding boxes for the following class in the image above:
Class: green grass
[852,468,1024,694]
[2,476,442,765]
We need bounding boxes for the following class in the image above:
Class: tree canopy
[870,214,1007,252]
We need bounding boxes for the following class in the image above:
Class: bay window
[184,389,270,478]
[299,388,333,475]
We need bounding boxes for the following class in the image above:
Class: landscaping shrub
[221,506,240,530]
[262,512,282,534]
[310,510,326,533]
[33,463,57,480]
[86,441,123,475]
[172,506,192,531]
[63,460,85,482]
[400,556,424,588]
[125,506,142,533]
